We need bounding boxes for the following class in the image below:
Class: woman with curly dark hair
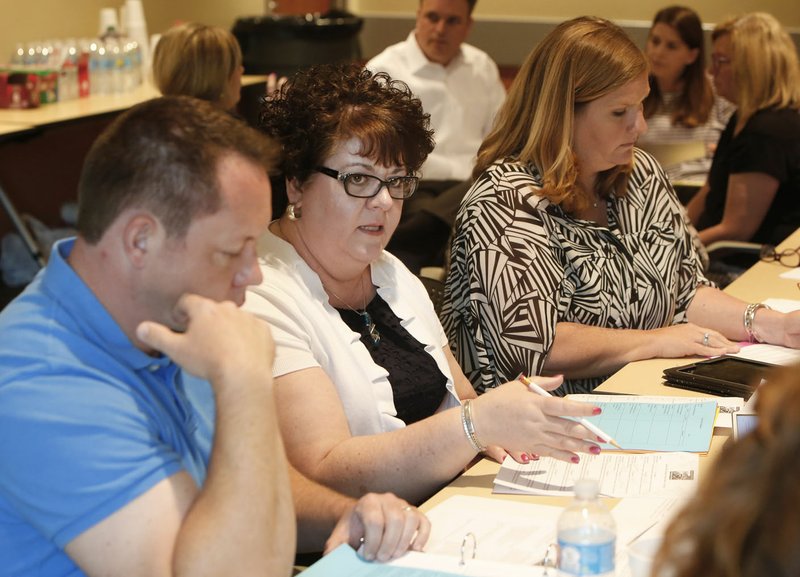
[244,62,603,504]
[651,364,800,576]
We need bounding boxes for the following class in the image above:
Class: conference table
[420,227,800,515]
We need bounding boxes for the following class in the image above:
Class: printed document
[494,452,699,497]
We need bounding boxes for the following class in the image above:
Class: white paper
[389,551,547,576]
[422,495,561,565]
[777,268,800,280]
[494,453,699,498]
[762,297,800,312]
[730,343,800,366]
[714,397,745,428]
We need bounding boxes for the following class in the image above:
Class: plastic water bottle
[557,479,616,576]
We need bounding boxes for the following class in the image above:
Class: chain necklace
[279,217,380,346]
[325,274,381,347]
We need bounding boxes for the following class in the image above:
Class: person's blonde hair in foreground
[651,365,800,576]
[152,22,244,111]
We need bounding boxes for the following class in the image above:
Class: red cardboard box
[0,70,42,109]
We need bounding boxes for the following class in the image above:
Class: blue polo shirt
[0,238,214,576]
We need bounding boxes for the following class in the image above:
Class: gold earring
[287,203,301,220]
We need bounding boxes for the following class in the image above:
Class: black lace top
[336,294,448,425]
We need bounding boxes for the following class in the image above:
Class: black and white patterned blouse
[442,148,711,395]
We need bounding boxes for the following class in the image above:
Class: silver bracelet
[743,302,769,343]
[461,400,487,452]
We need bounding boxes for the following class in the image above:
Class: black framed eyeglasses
[759,245,800,268]
[315,166,419,199]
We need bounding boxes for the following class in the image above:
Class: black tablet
[662,356,777,399]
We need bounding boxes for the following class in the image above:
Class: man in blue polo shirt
[0,96,428,577]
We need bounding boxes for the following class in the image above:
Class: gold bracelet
[743,303,769,343]
[461,400,486,452]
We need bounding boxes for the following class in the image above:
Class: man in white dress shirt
[366,0,505,272]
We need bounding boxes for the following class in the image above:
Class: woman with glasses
[244,63,602,505]
[687,12,800,248]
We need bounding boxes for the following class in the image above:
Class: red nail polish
[530,453,540,460]
[597,436,606,442]
[571,456,580,464]
[590,445,601,455]
[592,407,602,415]
[521,453,530,463]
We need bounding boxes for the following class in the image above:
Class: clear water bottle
[557,479,616,576]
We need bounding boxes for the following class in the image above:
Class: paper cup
[628,536,663,577]
[99,8,119,35]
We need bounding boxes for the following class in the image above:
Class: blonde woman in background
[152,22,245,112]
[688,12,800,247]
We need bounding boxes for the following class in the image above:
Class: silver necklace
[281,218,380,345]
[325,275,381,347]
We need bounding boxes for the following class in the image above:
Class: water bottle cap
[574,478,600,499]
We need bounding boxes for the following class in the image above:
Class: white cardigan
[245,230,461,436]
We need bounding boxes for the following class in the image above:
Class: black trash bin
[232,10,363,78]
[232,10,363,220]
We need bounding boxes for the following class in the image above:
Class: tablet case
[662,356,777,399]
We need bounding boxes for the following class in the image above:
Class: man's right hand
[136,293,274,387]
[324,493,431,562]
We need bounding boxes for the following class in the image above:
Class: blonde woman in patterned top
[443,16,800,395]
[638,6,734,182]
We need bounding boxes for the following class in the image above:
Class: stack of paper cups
[98,7,120,36]
[124,0,151,75]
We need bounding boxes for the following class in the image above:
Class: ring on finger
[702,332,710,346]
[403,505,413,512]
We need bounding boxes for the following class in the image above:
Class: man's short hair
[77,96,280,243]
[419,0,477,14]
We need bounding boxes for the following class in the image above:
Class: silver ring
[703,332,710,346]
[403,505,413,512]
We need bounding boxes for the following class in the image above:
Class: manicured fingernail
[597,436,606,442]
[571,456,580,464]
[530,453,540,460]
[521,453,530,463]
[590,445,601,455]
[592,407,602,415]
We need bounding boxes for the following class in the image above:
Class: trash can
[232,9,363,78]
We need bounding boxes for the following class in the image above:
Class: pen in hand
[517,374,623,450]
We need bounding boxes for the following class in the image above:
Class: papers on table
[761,297,800,312]
[778,268,800,281]
[304,543,548,576]
[494,452,699,498]
[568,395,717,453]
[730,343,800,366]
[714,397,746,429]
[422,495,561,566]
[303,496,694,575]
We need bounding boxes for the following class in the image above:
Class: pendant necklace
[326,275,381,346]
